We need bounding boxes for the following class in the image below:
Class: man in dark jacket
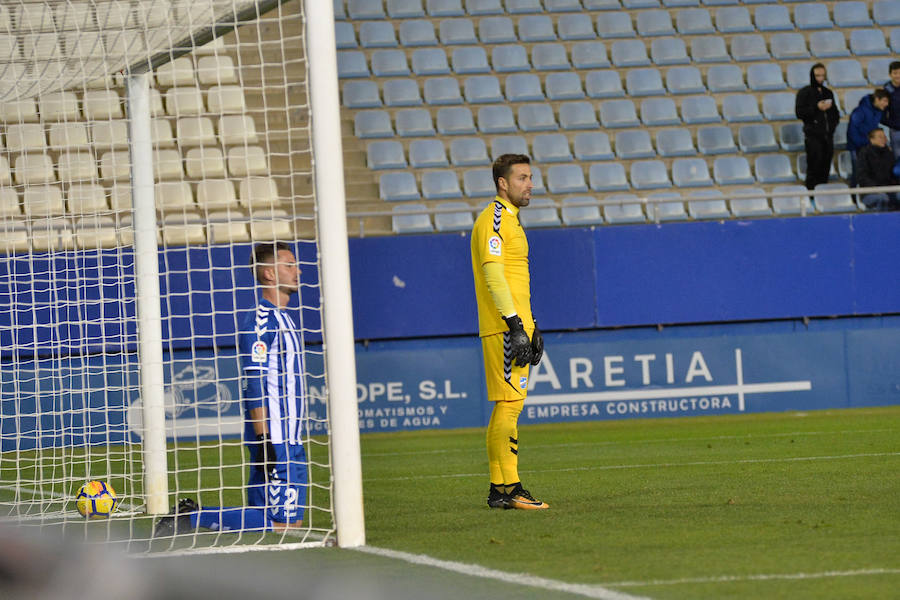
[856,128,900,211]
[847,89,890,186]
[882,61,900,160]
[795,63,840,190]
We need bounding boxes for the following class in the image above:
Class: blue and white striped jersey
[239,299,306,446]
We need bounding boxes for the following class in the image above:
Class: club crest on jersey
[519,376,527,389]
[251,341,268,363]
[488,236,502,256]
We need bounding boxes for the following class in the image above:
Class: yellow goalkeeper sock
[486,399,524,487]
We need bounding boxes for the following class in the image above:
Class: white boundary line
[604,568,900,588]
[355,545,652,600]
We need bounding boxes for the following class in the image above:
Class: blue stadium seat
[652,37,690,65]
[747,63,787,91]
[685,190,730,220]
[772,185,813,215]
[573,131,615,160]
[532,133,573,163]
[626,68,665,96]
[647,192,687,221]
[411,48,450,75]
[599,99,640,128]
[464,75,503,103]
[754,5,793,31]
[850,30,889,56]
[714,156,755,185]
[491,45,530,72]
[335,22,357,49]
[631,160,672,189]
[451,47,490,74]
[828,59,867,87]
[558,14,597,40]
[477,105,517,133]
[532,44,572,71]
[380,172,419,201]
[388,0,426,17]
[795,3,833,30]
[559,101,600,129]
[611,40,651,67]
[867,57,894,84]
[571,42,611,68]
[597,13,636,38]
[681,95,721,124]
[672,158,713,187]
[770,33,810,60]
[813,182,855,213]
[561,197,604,226]
[463,168,495,197]
[531,166,547,195]
[355,110,393,138]
[436,106,476,135]
[722,94,763,122]
[547,164,588,194]
[697,125,737,154]
[371,50,411,77]
[641,97,681,126]
[809,31,850,58]
[439,18,477,44]
[478,17,516,43]
[585,0,622,8]
[400,20,439,46]
[891,29,900,53]
[873,0,900,25]
[691,36,730,62]
[656,128,696,157]
[367,140,406,169]
[395,108,435,137]
[677,9,715,34]
[738,123,778,153]
[779,122,804,151]
[519,15,557,42]
[392,204,433,234]
[787,62,816,89]
[837,150,852,181]
[424,77,463,104]
[833,1,872,27]
[585,70,625,98]
[517,103,557,132]
[466,0,504,14]
[706,64,746,93]
[505,74,544,101]
[348,0,386,19]
[615,130,655,159]
[665,66,705,94]
[337,51,369,79]
[637,11,676,36]
[715,6,754,33]
[449,137,490,166]
[421,170,463,200]
[384,79,423,107]
[428,0,465,16]
[434,201,475,232]
[754,154,796,183]
[546,72,586,100]
[589,162,630,191]
[603,195,646,225]
[546,0,585,11]
[519,197,561,229]
[334,0,346,20]
[409,139,449,168]
[359,22,398,48]
[729,187,772,218]
[506,0,543,12]
[663,0,699,6]
[343,80,381,108]
[731,35,770,61]
[624,0,660,8]
[489,135,528,159]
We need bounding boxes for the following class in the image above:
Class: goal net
[0,0,362,553]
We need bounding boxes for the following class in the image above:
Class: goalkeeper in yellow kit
[471,154,548,510]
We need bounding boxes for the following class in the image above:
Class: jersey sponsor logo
[251,340,268,363]
[519,376,528,390]
[488,236,502,256]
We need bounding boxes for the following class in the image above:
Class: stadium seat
[434,201,475,232]
[23,185,65,217]
[716,6,754,33]
[747,64,787,91]
[770,33,811,60]
[546,72,586,100]
[532,133,573,163]
[467,0,504,13]
[409,139,449,168]
[219,115,259,146]
[599,99,640,128]
[57,151,96,183]
[465,76,504,103]
[463,168,495,197]
[641,97,681,126]
[681,96,721,124]
[14,154,55,185]
[809,31,850,58]
[849,30,889,56]
[637,10,676,36]
[388,0,426,18]
[657,128,696,157]
[589,162,630,191]
[626,68,665,96]
[731,35,770,61]
[762,92,797,121]
[843,89,869,113]
[603,195,646,224]
[439,18,477,44]
[392,204,433,234]
[532,44,571,71]
[706,64,746,93]
[359,22,398,48]
[84,89,124,120]
[48,122,88,150]
[505,74,544,101]
[687,190,730,219]
[571,42,611,68]
[400,20,439,46]
[772,185,813,215]
[355,111,392,139]
[154,181,194,212]
[197,56,237,85]
[421,170,463,199]
[519,15,557,42]
[39,91,79,121]
[814,183,855,213]
[348,0,386,19]
[713,156,755,185]
[478,16,515,43]
[652,37,690,65]
[611,40,651,67]
[561,197,604,226]
[424,77,463,104]
[491,45,529,72]
[738,124,778,153]
[7,123,46,152]
[176,117,215,147]
[623,0,660,7]
[547,164,588,194]
[490,135,528,159]
[449,137,491,166]
[828,60,867,88]
[573,131,615,160]
[65,184,107,217]
[99,151,130,182]
[662,0,698,6]
[428,0,465,16]
[207,85,245,114]
[184,147,223,179]
[478,105,517,133]
[342,81,380,109]
[834,121,848,149]
[697,125,738,154]
[506,0,544,12]
[647,192,688,222]
[729,188,772,217]
[754,5,793,31]
[891,29,900,53]
[372,50,411,77]
[585,70,625,98]
[795,3,833,29]
[335,21,357,51]
[519,197,561,228]
[722,94,763,122]
[677,9,715,34]
[394,109,434,138]
[436,107,476,135]
[517,104,557,132]
[383,79,423,107]
[867,57,894,84]
[367,140,407,170]
[195,180,238,211]
[0,157,9,187]
[691,36,730,62]
[380,172,420,202]
[597,13,636,38]
[631,160,671,189]
[833,1,872,27]
[787,62,816,89]
[559,102,600,129]
[754,154,796,184]
[672,158,713,187]
[558,14,598,40]
[873,0,900,25]
[615,130,655,159]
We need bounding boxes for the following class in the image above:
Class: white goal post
[0,0,363,551]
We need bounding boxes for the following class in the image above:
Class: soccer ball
[75,480,119,519]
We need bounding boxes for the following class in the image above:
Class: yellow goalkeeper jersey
[471,196,532,337]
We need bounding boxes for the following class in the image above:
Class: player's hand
[256,433,278,480]
[503,315,534,367]
[530,320,544,366]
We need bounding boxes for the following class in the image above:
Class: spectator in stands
[795,63,840,190]
[856,128,900,211]
[882,61,900,160]
[847,89,890,186]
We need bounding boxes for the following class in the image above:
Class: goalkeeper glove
[530,320,544,366]
[256,433,278,480]
[502,314,534,367]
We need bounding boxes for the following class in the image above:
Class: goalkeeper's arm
[482,262,532,366]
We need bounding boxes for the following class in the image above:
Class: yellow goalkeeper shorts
[481,330,532,402]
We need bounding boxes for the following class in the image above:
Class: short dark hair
[868,128,885,140]
[252,241,291,283]
[890,61,900,73]
[874,88,890,101]
[492,153,531,191]
[811,62,826,73]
